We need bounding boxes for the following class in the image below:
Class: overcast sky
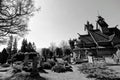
[0,0,118,50]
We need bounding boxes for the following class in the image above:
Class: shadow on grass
[75,61,88,64]
[106,63,120,66]
[38,69,48,74]
[28,75,47,80]
[0,69,8,72]
[4,72,48,80]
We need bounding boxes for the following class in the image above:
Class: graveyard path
[40,64,90,80]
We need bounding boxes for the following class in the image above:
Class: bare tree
[0,0,37,43]
[49,42,56,56]
[59,40,70,50]
[59,40,70,56]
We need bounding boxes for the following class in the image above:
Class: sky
[26,0,120,49]
[1,0,120,50]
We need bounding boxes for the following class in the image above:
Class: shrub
[47,59,56,67]
[62,55,70,61]
[0,48,8,64]
[1,63,10,68]
[65,66,73,72]
[12,52,25,62]
[41,62,52,69]
[7,59,12,64]
[12,68,22,74]
[78,63,120,80]
[7,72,44,80]
[38,66,47,73]
[7,72,30,80]
[22,67,32,72]
[52,64,66,73]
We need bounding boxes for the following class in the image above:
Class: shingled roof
[89,29,109,42]
[79,35,93,43]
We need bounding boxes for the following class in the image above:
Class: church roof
[79,35,94,44]
[89,29,109,42]
[75,16,120,49]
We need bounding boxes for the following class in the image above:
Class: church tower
[96,16,109,34]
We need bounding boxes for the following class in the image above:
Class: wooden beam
[88,31,99,47]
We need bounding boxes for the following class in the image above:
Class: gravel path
[40,65,90,80]
[0,64,91,80]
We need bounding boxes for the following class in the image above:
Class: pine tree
[6,35,13,59]
[20,39,28,52]
[27,42,33,52]
[55,47,63,58]
[32,42,36,51]
[0,48,9,64]
[12,38,18,55]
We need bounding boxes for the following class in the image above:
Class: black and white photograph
[0,0,120,80]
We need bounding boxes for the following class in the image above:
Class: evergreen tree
[6,35,13,58]
[20,39,28,52]
[32,42,36,51]
[12,38,18,55]
[69,39,75,50]
[41,48,49,61]
[55,47,63,58]
[27,42,35,52]
[64,48,71,56]
[20,39,36,52]
[0,48,9,64]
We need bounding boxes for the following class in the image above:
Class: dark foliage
[22,67,32,72]
[20,39,28,52]
[28,52,38,59]
[7,59,12,64]
[1,63,10,67]
[62,55,71,63]
[20,39,36,53]
[47,59,56,67]
[49,51,53,59]
[38,66,48,73]
[52,64,66,73]
[27,42,36,52]
[55,47,63,58]
[7,72,46,80]
[41,62,52,69]
[65,66,73,72]
[12,69,22,74]
[0,48,9,64]
[52,63,73,73]
[69,39,76,50]
[41,48,51,61]
[12,52,25,62]
[64,48,71,56]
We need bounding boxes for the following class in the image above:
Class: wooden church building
[74,16,120,57]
